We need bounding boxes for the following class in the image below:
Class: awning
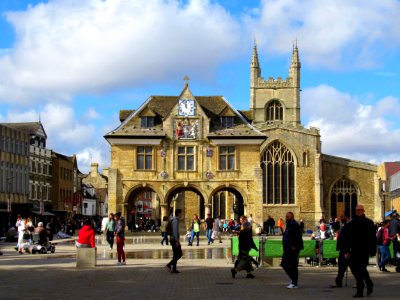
[31,210,56,216]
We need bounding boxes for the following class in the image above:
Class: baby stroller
[31,233,55,254]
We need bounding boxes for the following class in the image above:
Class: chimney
[90,163,99,177]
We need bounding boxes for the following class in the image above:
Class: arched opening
[126,187,161,232]
[166,186,205,229]
[210,187,245,221]
[330,178,358,219]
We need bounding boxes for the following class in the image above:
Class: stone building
[51,152,78,220]
[82,163,108,216]
[2,122,52,218]
[0,124,30,233]
[105,45,382,229]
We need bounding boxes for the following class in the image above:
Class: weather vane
[183,75,190,85]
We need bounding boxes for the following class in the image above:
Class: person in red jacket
[76,218,96,248]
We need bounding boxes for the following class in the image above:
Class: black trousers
[281,250,299,286]
[350,253,373,295]
[106,231,114,249]
[335,250,349,286]
[167,240,182,271]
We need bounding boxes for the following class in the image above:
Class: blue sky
[0,0,399,172]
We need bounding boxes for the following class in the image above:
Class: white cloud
[76,146,108,174]
[250,0,400,69]
[0,0,241,104]
[302,85,400,163]
[85,108,100,120]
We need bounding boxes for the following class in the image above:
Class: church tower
[250,42,301,127]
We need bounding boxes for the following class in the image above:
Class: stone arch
[329,176,360,220]
[209,184,248,220]
[165,184,207,222]
[123,184,164,231]
[261,140,297,205]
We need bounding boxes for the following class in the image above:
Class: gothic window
[136,146,153,170]
[177,146,194,170]
[265,100,283,122]
[330,178,358,219]
[262,141,295,204]
[140,117,154,128]
[218,146,235,170]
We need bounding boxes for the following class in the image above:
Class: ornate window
[262,141,295,204]
[136,146,153,170]
[265,100,283,122]
[177,146,194,170]
[218,146,235,170]
[330,178,358,219]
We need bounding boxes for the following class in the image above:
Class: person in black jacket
[330,215,350,288]
[231,216,258,279]
[281,212,303,289]
[343,205,376,298]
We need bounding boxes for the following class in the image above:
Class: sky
[0,0,399,173]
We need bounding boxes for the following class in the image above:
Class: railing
[230,236,346,267]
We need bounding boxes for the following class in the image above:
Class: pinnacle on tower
[291,39,300,67]
[251,38,260,68]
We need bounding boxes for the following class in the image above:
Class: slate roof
[1,122,47,138]
[105,94,265,139]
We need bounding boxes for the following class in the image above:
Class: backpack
[376,228,383,246]
[166,219,173,235]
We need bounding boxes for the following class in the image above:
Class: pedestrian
[165,209,182,273]
[248,214,253,225]
[281,211,303,289]
[330,215,350,288]
[377,220,391,272]
[15,214,22,251]
[188,214,200,246]
[214,215,222,243]
[105,213,116,250]
[114,212,126,266]
[204,213,215,245]
[389,212,400,258]
[277,217,284,235]
[231,218,258,279]
[343,204,376,298]
[160,216,169,246]
[75,218,95,248]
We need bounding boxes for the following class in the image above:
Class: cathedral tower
[250,43,301,127]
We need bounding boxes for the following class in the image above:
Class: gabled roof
[1,122,47,138]
[105,88,265,139]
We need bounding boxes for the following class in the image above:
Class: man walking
[343,204,376,298]
[166,209,182,273]
[105,213,115,250]
[330,215,350,288]
[281,212,303,289]
[204,213,215,245]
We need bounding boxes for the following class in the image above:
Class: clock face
[178,100,195,116]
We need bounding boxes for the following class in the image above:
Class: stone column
[160,204,169,220]
[204,204,211,217]
[314,153,324,225]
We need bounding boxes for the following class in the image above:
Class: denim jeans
[161,232,169,245]
[379,244,390,269]
[190,231,199,245]
[206,228,213,244]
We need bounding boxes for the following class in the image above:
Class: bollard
[76,247,97,268]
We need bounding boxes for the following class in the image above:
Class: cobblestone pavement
[0,235,399,300]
